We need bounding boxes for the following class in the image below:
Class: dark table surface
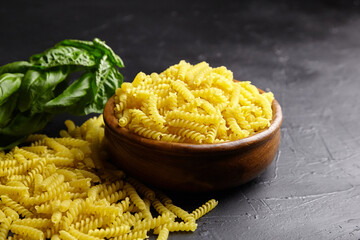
[1,1,360,239]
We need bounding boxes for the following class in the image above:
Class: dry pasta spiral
[165,203,195,223]
[10,224,44,240]
[155,221,197,234]
[151,199,176,219]
[157,227,170,240]
[13,218,52,229]
[126,177,155,201]
[1,206,19,221]
[70,216,104,233]
[133,214,172,231]
[167,119,208,134]
[0,195,34,218]
[114,60,274,143]
[87,225,130,238]
[0,218,11,240]
[67,227,101,240]
[113,230,148,240]
[0,115,218,240]
[191,199,218,220]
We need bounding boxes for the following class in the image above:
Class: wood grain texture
[103,84,283,192]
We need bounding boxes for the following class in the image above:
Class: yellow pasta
[166,110,219,125]
[205,123,220,143]
[68,227,101,240]
[87,225,130,238]
[51,211,62,224]
[157,93,177,110]
[123,183,147,213]
[41,173,65,191]
[165,203,195,223]
[118,109,131,128]
[69,178,91,192]
[44,138,73,159]
[0,161,35,177]
[75,169,101,184]
[0,218,11,240]
[115,90,128,114]
[69,148,84,161]
[126,177,155,201]
[131,72,147,87]
[191,199,219,220]
[155,221,197,234]
[47,157,74,167]
[191,87,228,103]
[177,60,190,81]
[112,230,148,240]
[170,128,206,144]
[0,195,34,218]
[55,169,77,181]
[151,200,176,220]
[59,200,72,213]
[61,199,86,229]
[12,148,39,160]
[0,116,217,240]
[114,60,274,143]
[157,227,169,240]
[1,206,19,221]
[226,116,250,139]
[132,214,171,231]
[213,66,233,81]
[160,133,185,143]
[0,209,5,220]
[12,154,28,165]
[128,124,163,140]
[51,234,60,240]
[171,80,195,102]
[0,185,27,197]
[129,109,165,132]
[185,61,208,85]
[13,218,52,229]
[0,160,17,168]
[59,230,78,240]
[20,146,48,155]
[10,224,44,240]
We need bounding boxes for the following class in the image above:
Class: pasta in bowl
[103,61,282,192]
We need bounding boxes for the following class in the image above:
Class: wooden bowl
[103,84,282,192]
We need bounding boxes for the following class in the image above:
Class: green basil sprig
[0,38,124,150]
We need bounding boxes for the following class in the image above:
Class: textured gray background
[1,1,360,239]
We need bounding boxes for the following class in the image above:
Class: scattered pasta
[0,115,217,240]
[114,60,274,143]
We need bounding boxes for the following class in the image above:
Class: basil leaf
[0,38,124,150]
[0,135,27,151]
[0,112,53,136]
[17,70,41,112]
[83,56,122,114]
[0,61,32,75]
[0,73,23,105]
[0,93,18,128]
[93,38,124,68]
[57,39,103,58]
[43,72,93,113]
[30,46,96,68]
[17,67,70,112]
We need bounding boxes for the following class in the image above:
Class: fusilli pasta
[114,60,274,143]
[0,115,217,240]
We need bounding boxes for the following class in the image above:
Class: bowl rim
[103,81,283,153]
